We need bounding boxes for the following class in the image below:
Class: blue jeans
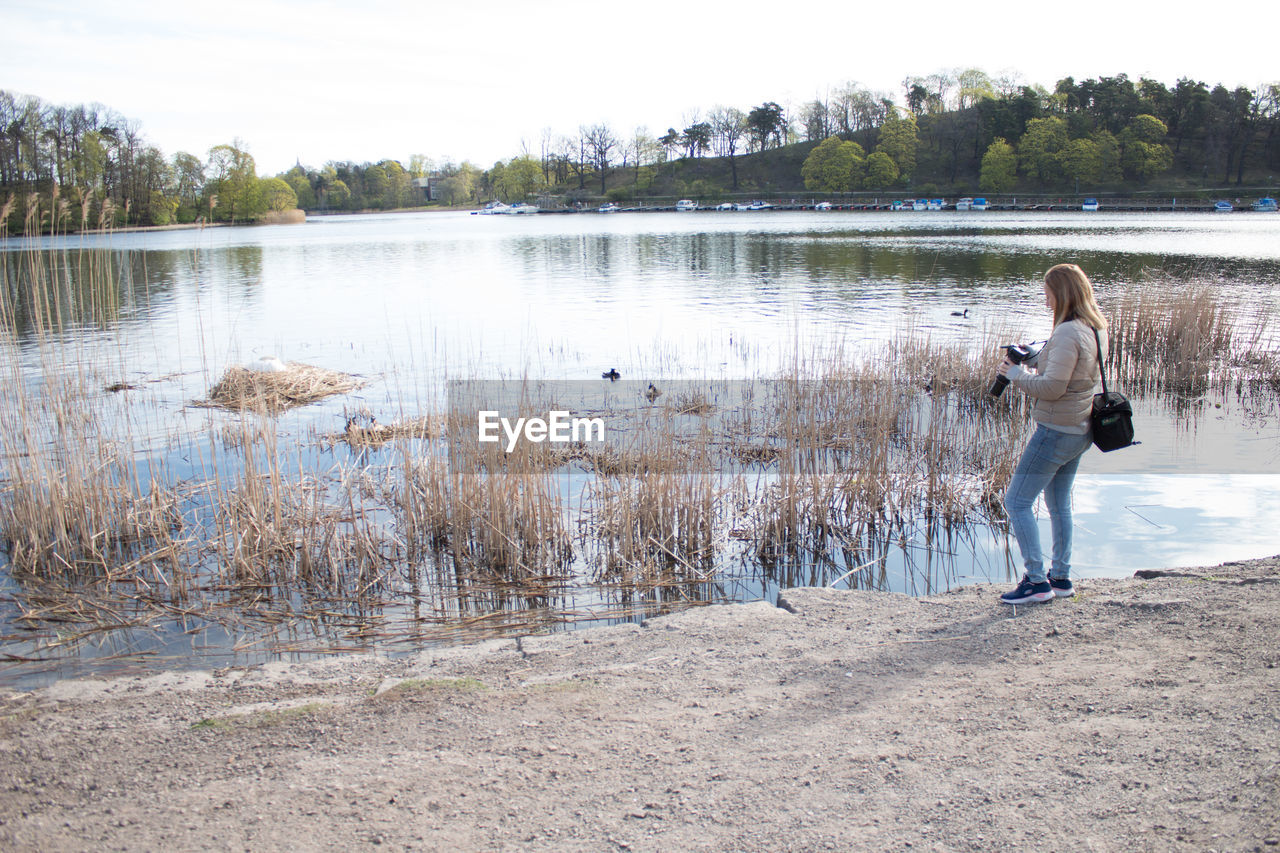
[1003,425,1093,584]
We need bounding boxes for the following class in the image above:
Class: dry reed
[197,363,364,413]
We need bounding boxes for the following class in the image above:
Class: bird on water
[950,309,969,318]
[602,368,621,380]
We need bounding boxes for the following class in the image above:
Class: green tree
[979,137,1017,193]
[493,155,542,201]
[260,177,298,212]
[801,136,865,192]
[283,165,316,209]
[746,102,785,151]
[1120,114,1174,181]
[325,177,350,209]
[1091,130,1123,182]
[864,151,900,188]
[1060,138,1101,189]
[1018,116,1069,184]
[205,141,261,222]
[875,115,918,179]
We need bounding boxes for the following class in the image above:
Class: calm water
[2,210,1279,684]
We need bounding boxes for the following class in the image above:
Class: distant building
[414,177,440,202]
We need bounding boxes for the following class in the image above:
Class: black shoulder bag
[1091,327,1137,452]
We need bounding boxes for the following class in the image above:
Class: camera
[989,343,1041,397]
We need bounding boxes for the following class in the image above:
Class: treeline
[796,72,1280,194]
[3,70,1278,232]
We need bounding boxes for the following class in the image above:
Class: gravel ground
[2,555,1278,852]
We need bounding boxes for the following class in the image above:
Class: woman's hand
[997,358,1014,377]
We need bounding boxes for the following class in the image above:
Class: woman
[998,263,1107,604]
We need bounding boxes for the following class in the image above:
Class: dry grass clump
[1107,284,1240,396]
[392,453,574,580]
[321,413,444,449]
[197,362,363,413]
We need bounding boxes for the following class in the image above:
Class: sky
[2,0,1277,177]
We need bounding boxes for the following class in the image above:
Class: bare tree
[585,123,617,195]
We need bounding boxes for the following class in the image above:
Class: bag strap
[1093,327,1109,395]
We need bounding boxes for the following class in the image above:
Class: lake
[2,209,1278,685]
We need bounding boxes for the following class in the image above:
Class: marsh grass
[1,235,1277,676]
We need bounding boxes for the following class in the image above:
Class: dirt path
[2,557,1278,852]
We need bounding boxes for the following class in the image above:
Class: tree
[1060,138,1101,189]
[493,155,542,201]
[1120,114,1173,181]
[1090,130,1123,183]
[259,177,298,212]
[681,122,711,158]
[864,151,900,188]
[801,136,866,192]
[205,141,261,222]
[1018,116,1069,184]
[746,102,785,151]
[283,165,316,209]
[799,99,832,142]
[709,107,747,189]
[979,137,1017,193]
[585,124,617,194]
[876,115,918,179]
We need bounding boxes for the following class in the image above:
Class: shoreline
[3,553,1277,850]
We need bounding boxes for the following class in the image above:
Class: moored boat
[598,202,621,213]
[927,198,944,210]
[1214,201,1234,212]
[1252,197,1278,212]
[971,197,989,211]
[1082,198,1099,212]
[912,199,927,211]
[955,197,973,211]
[676,199,698,211]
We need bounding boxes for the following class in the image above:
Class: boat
[927,198,944,210]
[955,198,973,211]
[676,199,698,211]
[715,202,735,211]
[477,201,510,215]
[598,202,621,213]
[912,199,927,211]
[814,201,833,211]
[509,202,539,214]
[971,198,989,211]
[1252,197,1278,212]
[1082,198,1099,212]
[891,200,906,211]
[747,200,773,210]
[1214,201,1234,212]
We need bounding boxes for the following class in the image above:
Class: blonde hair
[1044,263,1107,329]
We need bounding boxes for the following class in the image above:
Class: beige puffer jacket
[1011,318,1106,432]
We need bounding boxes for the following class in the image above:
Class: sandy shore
[2,556,1278,852]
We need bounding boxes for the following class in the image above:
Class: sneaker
[1049,577,1074,598]
[1000,575,1054,604]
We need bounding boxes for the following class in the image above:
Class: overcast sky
[3,0,1277,176]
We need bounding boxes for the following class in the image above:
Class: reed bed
[2,237,1278,677]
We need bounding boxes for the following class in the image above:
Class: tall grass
[1,233,1276,672]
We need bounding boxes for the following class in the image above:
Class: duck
[950,309,969,318]
[644,383,662,402]
[602,368,621,380]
